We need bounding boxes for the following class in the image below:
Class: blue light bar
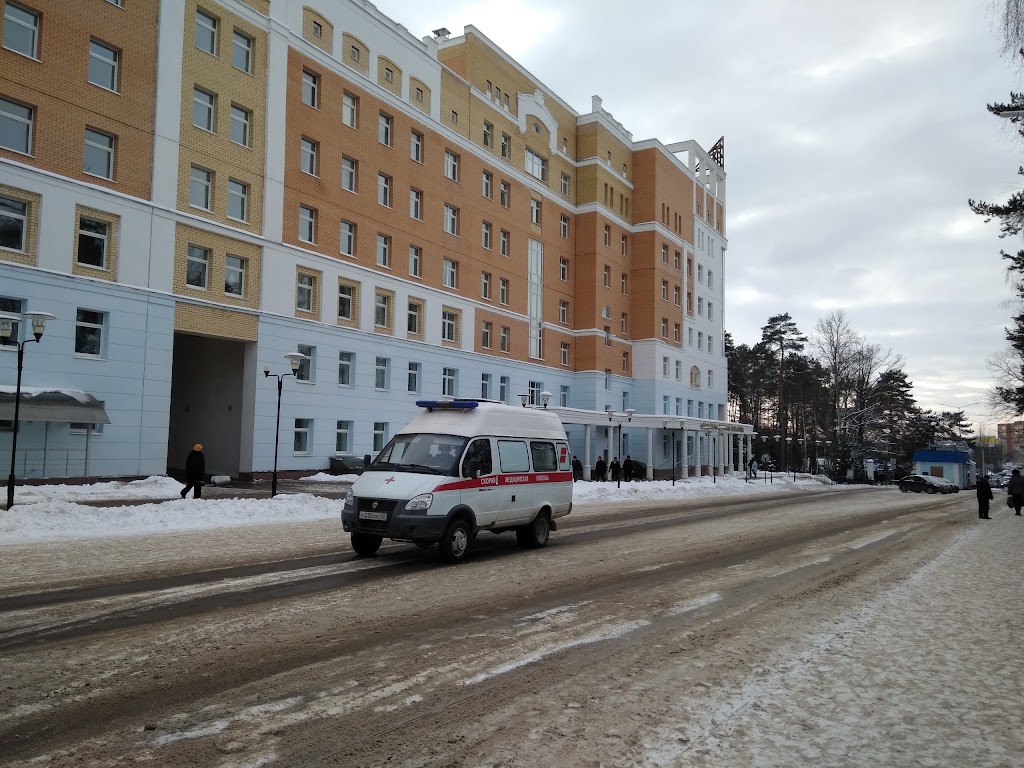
[415,399,481,410]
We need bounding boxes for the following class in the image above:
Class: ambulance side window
[462,438,493,477]
[557,442,571,471]
[530,441,557,472]
[497,440,530,472]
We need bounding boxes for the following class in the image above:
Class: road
[0,488,979,766]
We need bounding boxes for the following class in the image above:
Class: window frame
[88,39,120,92]
[83,128,115,180]
[3,2,40,59]
[186,244,210,289]
[225,254,245,296]
[0,97,33,155]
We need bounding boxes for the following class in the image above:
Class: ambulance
[341,399,573,564]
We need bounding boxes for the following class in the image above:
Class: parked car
[897,475,952,494]
[930,477,960,493]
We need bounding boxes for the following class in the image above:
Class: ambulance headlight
[343,493,354,510]
[406,493,433,511]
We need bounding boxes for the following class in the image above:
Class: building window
[408,362,421,393]
[195,9,217,54]
[232,30,252,72]
[336,420,352,453]
[88,40,119,91]
[482,170,492,198]
[708,302,714,321]
[410,129,422,161]
[560,385,569,407]
[528,381,543,405]
[342,92,358,127]
[603,266,610,288]
[481,373,491,400]
[376,233,390,267]
[3,2,40,58]
[525,148,547,181]
[415,86,424,102]
[621,313,628,334]
[697,331,704,350]
[674,250,681,270]
[375,356,390,390]
[0,98,32,154]
[227,179,248,221]
[499,375,510,403]
[75,308,105,356]
[302,69,319,108]
[300,137,318,175]
[621,235,628,256]
[341,156,357,192]
[483,121,493,148]
[661,280,668,301]
[374,291,396,339]
[377,173,392,207]
[373,422,388,452]
[662,243,669,264]
[192,88,215,131]
[442,367,458,396]
[84,128,115,179]
[661,318,668,338]
[444,204,459,235]
[622,351,629,372]
[296,272,316,311]
[674,323,681,343]
[530,198,541,225]
[408,245,421,277]
[298,205,316,243]
[559,300,568,324]
[350,44,360,61]
[340,220,356,256]
[674,285,681,306]
[230,104,250,147]
[500,180,510,208]
[76,218,108,269]
[560,215,569,239]
[337,284,354,321]
[443,258,458,288]
[603,225,611,246]
[0,195,27,251]
[708,271,714,290]
[186,245,209,288]
[407,300,421,334]
[499,325,509,352]
[481,320,492,348]
[621,273,628,294]
[293,418,311,454]
[499,278,509,305]
[482,221,492,250]
[409,188,422,220]
[500,229,509,257]
[559,258,568,281]
[338,352,354,385]
[450,110,458,124]
[444,149,460,181]
[663,356,670,377]
[481,271,491,299]
[225,255,245,296]
[441,311,458,342]
[378,112,392,146]
[709,335,715,355]
[698,296,704,316]
[295,344,314,382]
[708,370,714,388]
[501,132,511,159]
[560,343,569,366]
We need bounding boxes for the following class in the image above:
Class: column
[583,424,592,480]
[681,428,688,478]
[646,427,654,479]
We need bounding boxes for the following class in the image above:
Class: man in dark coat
[622,455,634,482]
[610,457,621,483]
[594,457,606,482]
[976,474,993,519]
[181,443,206,499]
[1008,468,1024,515]
[571,455,583,482]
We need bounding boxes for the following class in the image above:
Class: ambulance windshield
[371,433,468,476]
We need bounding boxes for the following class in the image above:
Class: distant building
[997,422,1024,458]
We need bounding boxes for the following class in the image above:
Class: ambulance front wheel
[351,532,383,557]
[516,510,550,549]
[439,518,472,564]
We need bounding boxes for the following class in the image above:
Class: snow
[0,472,851,546]
[0,385,95,402]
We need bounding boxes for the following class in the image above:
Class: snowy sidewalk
[655,505,1024,766]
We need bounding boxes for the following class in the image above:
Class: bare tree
[812,309,861,432]
[997,0,1024,57]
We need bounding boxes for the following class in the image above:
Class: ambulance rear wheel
[352,532,383,557]
[516,511,550,549]
[439,519,471,564]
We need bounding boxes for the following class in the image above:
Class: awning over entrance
[0,387,111,424]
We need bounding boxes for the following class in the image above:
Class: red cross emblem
[385,476,396,484]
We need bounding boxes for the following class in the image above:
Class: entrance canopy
[0,387,111,424]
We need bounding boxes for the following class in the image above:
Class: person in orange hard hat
[180,443,206,499]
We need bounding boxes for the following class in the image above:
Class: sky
[371,0,1023,434]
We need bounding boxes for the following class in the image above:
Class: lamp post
[263,352,306,498]
[772,435,781,483]
[750,431,758,482]
[815,440,822,475]
[0,310,55,510]
[786,436,794,481]
[607,408,634,488]
[825,440,833,482]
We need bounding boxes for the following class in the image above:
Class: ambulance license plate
[359,510,388,521]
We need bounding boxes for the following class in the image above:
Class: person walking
[976,474,993,519]
[180,443,206,499]
[622,455,634,482]
[1008,468,1024,515]
[610,457,621,483]
[594,456,607,482]
[750,458,759,480]
[572,455,583,482]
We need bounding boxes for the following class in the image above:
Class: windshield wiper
[400,463,444,475]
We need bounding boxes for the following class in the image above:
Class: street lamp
[825,440,833,482]
[0,310,55,510]
[263,351,306,498]
[607,408,634,488]
[540,391,552,409]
